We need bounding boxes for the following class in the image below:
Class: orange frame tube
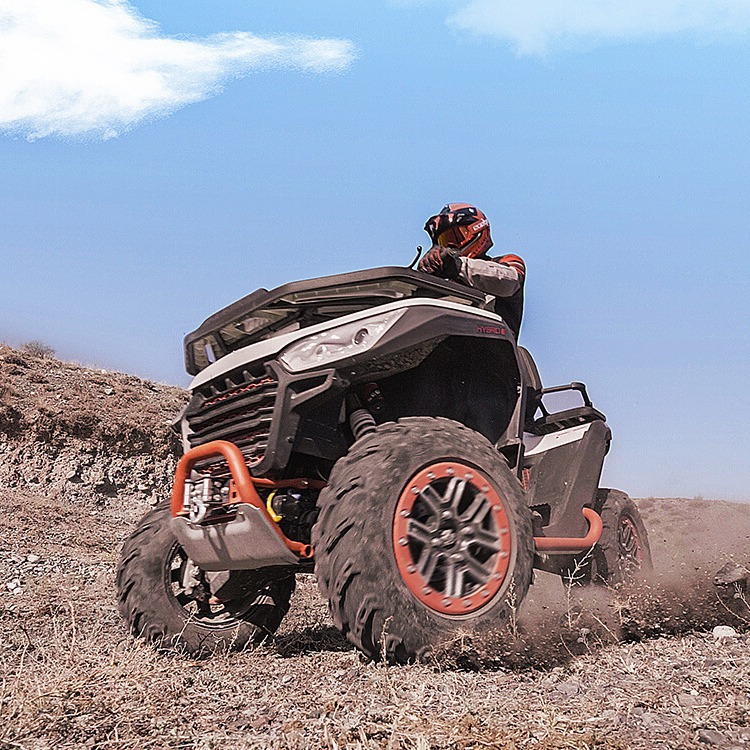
[170,440,315,558]
[533,507,603,553]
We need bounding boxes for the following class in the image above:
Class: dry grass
[3,489,750,750]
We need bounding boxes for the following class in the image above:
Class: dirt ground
[1,344,750,750]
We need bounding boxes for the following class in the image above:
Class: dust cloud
[427,496,750,670]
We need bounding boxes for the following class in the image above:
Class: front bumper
[170,440,318,570]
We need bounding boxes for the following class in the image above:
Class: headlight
[279,310,404,372]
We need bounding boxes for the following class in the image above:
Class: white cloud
[0,0,356,140]
[446,0,750,55]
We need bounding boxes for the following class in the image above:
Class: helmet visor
[436,225,471,249]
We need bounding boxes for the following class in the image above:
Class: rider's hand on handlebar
[418,245,461,280]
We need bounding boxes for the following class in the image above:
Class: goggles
[436,225,472,249]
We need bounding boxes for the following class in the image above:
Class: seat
[516,346,542,428]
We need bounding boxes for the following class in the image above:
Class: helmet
[424,203,493,258]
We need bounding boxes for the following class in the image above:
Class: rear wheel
[313,417,534,662]
[563,489,651,587]
[116,503,295,655]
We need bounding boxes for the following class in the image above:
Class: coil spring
[349,408,376,441]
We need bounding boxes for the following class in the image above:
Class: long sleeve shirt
[456,254,525,337]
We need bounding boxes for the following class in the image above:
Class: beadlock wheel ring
[392,462,513,616]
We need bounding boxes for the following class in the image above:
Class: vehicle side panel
[524,419,611,538]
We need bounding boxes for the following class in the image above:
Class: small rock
[713,625,738,642]
[698,729,727,746]
[714,562,748,586]
[555,681,581,697]
[26,554,40,564]
[6,579,21,592]
[104,386,113,395]
[678,693,703,708]
[588,709,617,724]
[641,712,669,732]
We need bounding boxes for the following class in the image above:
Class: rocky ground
[1,343,750,749]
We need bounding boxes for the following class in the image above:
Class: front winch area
[171,440,322,569]
[183,475,232,523]
[182,473,320,545]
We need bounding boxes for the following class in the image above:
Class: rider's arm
[457,254,525,297]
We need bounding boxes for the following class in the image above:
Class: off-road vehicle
[116,266,651,661]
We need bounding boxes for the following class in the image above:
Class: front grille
[186,367,278,470]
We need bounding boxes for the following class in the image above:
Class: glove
[418,246,461,280]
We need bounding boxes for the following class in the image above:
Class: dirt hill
[0,343,185,505]
[1,344,749,750]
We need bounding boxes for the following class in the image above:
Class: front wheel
[313,417,535,662]
[116,503,295,655]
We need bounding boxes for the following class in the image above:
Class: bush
[20,340,56,358]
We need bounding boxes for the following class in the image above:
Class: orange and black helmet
[424,203,493,258]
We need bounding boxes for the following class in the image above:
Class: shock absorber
[346,394,376,441]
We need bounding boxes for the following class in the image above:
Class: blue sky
[1,1,749,500]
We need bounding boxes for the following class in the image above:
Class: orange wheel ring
[392,462,513,616]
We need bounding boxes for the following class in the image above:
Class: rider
[418,203,525,337]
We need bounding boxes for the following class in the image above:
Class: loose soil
[1,343,749,750]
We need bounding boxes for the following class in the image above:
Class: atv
[116,266,651,661]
